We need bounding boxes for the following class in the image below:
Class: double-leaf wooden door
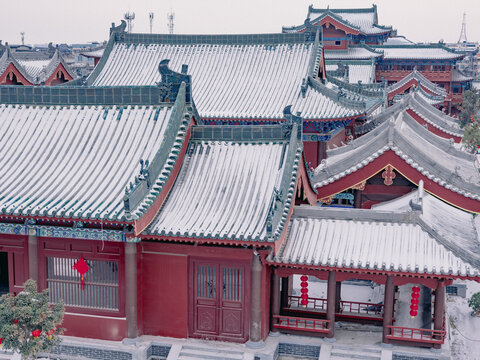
[190,260,248,342]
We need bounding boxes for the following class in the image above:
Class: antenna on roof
[167,10,175,34]
[124,11,136,34]
[20,32,25,46]
[149,12,154,34]
[458,12,467,43]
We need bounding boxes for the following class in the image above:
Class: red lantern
[411,298,419,305]
[412,286,420,293]
[411,292,420,299]
[301,293,308,300]
[32,330,41,338]
[301,288,308,294]
[300,275,308,307]
[301,299,308,306]
[410,310,418,317]
[72,255,89,291]
[300,275,308,282]
[410,304,418,311]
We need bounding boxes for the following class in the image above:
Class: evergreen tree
[468,292,480,316]
[0,279,64,360]
[462,115,480,154]
[459,89,480,128]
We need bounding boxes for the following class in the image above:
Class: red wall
[142,250,189,337]
[62,314,126,341]
[0,234,28,294]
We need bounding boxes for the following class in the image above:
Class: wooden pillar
[318,141,327,162]
[421,285,432,329]
[335,281,341,313]
[433,280,446,349]
[28,234,38,283]
[270,272,281,332]
[382,275,394,344]
[125,242,138,339]
[354,189,363,209]
[280,276,289,310]
[247,251,264,348]
[326,271,336,338]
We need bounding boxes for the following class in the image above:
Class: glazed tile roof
[0,47,76,84]
[387,68,447,96]
[324,46,382,60]
[374,45,463,60]
[283,6,393,35]
[383,36,416,45]
[374,187,480,270]
[86,32,365,121]
[270,204,480,277]
[326,62,375,84]
[144,123,303,242]
[452,69,474,82]
[313,109,479,201]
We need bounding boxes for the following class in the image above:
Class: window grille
[46,257,119,311]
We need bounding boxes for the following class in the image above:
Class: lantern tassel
[81,274,85,290]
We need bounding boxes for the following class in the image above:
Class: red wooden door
[191,260,246,341]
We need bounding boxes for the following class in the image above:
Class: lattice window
[46,257,119,311]
[222,267,242,301]
[197,265,216,299]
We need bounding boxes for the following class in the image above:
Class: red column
[382,275,394,344]
[270,272,280,333]
[326,271,336,338]
[433,279,446,349]
[125,242,138,339]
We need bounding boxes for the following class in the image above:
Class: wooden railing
[386,326,446,344]
[288,296,383,316]
[273,315,329,333]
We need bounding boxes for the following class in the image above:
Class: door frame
[188,257,250,343]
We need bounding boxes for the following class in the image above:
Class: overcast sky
[1,0,478,45]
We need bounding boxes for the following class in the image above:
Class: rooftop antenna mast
[124,11,136,34]
[149,12,154,34]
[458,12,467,43]
[167,10,175,34]
[20,32,25,45]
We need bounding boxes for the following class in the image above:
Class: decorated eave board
[312,108,480,213]
[0,47,76,85]
[283,5,393,37]
[0,61,197,242]
[138,108,317,249]
[356,91,463,143]
[269,188,480,281]
[82,21,368,128]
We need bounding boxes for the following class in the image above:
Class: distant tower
[458,12,467,43]
[149,12,154,34]
[124,12,136,34]
[167,10,175,34]
[20,32,25,45]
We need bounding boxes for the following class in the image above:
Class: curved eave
[136,233,274,247]
[0,213,131,226]
[314,149,480,213]
[0,62,34,85]
[267,261,480,281]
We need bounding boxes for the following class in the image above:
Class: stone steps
[177,344,244,360]
[330,345,382,360]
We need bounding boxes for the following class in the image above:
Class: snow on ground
[448,280,480,360]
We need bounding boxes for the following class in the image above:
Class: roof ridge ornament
[410,180,424,212]
[158,59,192,102]
[110,20,127,36]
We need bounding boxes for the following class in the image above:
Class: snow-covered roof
[144,123,303,242]
[270,203,480,277]
[283,5,393,36]
[87,32,366,121]
[452,69,474,82]
[81,47,105,59]
[383,36,415,46]
[0,47,75,84]
[324,46,383,60]
[374,45,463,60]
[387,68,447,97]
[374,188,480,271]
[313,108,479,202]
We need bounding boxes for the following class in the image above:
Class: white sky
[1,0,478,45]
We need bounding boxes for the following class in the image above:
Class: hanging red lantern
[46,329,55,340]
[410,285,421,318]
[410,310,418,317]
[300,275,308,307]
[411,292,420,299]
[32,330,41,338]
[72,255,89,291]
[411,298,419,305]
[410,304,419,311]
[412,286,420,293]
